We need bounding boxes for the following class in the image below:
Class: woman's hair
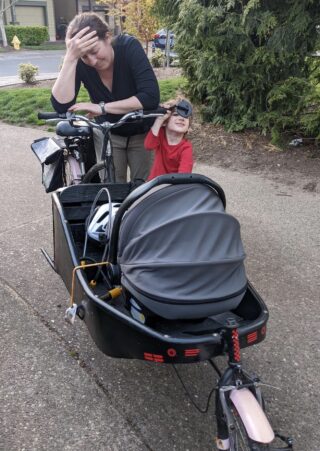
[68,12,109,39]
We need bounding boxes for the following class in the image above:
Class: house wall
[53,0,113,38]
[53,0,77,39]
[3,0,118,43]
[5,0,56,41]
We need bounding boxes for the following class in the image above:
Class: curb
[0,72,58,87]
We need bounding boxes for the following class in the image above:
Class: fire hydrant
[12,35,21,50]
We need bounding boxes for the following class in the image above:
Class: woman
[51,12,160,182]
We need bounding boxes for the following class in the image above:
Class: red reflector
[144,352,164,363]
[184,348,200,357]
[261,325,266,336]
[167,348,177,357]
[247,331,258,344]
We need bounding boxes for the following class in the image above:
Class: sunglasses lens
[176,100,192,118]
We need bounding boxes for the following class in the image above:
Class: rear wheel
[229,406,270,451]
[82,160,115,183]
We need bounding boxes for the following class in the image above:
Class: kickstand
[40,248,56,272]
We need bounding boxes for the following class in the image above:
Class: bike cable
[92,188,113,283]
[172,362,219,414]
[82,187,113,285]
[78,255,112,290]
[208,358,222,377]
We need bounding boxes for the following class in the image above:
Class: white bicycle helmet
[87,203,121,243]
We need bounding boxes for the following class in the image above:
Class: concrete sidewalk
[1,121,319,449]
[0,123,149,451]
[0,72,58,87]
[0,281,147,451]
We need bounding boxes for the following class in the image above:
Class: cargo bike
[31,110,293,450]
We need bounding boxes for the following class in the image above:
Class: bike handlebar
[143,107,167,115]
[37,108,167,126]
[38,112,68,120]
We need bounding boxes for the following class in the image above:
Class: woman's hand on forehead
[65,26,99,60]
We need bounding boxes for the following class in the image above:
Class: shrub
[150,49,165,68]
[19,63,39,84]
[258,76,320,141]
[155,0,320,143]
[5,26,49,46]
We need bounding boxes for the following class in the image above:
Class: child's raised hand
[160,110,172,125]
[151,106,172,136]
[158,101,175,125]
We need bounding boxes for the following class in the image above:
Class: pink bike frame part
[230,388,275,444]
[68,156,82,184]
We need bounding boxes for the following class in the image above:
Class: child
[144,98,193,180]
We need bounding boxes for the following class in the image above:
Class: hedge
[5,26,49,46]
[154,0,320,143]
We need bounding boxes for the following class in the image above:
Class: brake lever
[66,111,76,120]
[130,110,144,120]
[119,110,144,122]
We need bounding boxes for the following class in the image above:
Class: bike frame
[57,127,95,185]
[64,153,83,185]
[215,320,293,450]
[99,130,116,183]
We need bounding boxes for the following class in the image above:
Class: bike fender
[230,388,275,444]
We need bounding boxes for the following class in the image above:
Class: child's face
[166,112,190,134]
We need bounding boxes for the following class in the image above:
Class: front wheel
[82,161,106,183]
[82,158,115,184]
[229,406,270,451]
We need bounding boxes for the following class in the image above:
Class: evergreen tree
[156,0,320,141]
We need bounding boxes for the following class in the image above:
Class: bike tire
[229,406,270,451]
[82,162,108,183]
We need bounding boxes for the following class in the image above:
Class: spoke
[230,408,251,451]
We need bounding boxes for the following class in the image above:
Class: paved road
[0,50,64,77]
[1,122,319,450]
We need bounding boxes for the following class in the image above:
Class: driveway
[0,122,319,450]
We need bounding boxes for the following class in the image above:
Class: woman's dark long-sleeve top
[51,34,160,137]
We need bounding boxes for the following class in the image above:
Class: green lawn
[159,77,187,102]
[23,43,66,51]
[0,77,186,127]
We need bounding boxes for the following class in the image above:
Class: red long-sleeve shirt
[144,127,193,180]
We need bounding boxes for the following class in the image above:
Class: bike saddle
[56,121,91,137]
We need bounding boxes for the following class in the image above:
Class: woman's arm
[126,37,160,110]
[62,35,160,117]
[52,27,98,106]
[68,96,143,117]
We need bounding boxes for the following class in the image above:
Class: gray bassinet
[118,183,247,320]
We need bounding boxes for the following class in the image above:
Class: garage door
[15,6,45,26]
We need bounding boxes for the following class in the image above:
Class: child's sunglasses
[168,100,193,118]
